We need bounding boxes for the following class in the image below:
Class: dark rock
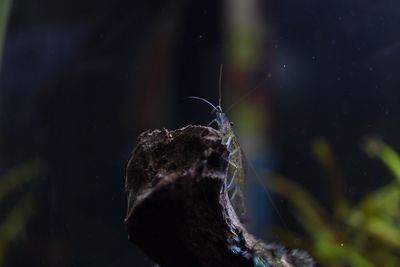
[125,125,314,267]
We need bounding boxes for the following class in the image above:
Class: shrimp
[187,96,246,217]
[187,65,246,219]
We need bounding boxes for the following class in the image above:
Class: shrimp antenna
[185,96,219,112]
[219,64,223,108]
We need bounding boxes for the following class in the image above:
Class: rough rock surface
[125,125,314,267]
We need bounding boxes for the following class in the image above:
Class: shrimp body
[214,107,246,219]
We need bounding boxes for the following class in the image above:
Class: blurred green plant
[0,0,13,70]
[267,137,400,267]
[0,160,43,266]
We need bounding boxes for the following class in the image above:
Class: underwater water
[1,1,400,266]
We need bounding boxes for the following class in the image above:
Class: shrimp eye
[230,122,234,126]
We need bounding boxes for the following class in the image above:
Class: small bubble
[340,243,344,247]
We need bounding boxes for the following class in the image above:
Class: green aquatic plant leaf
[0,195,34,266]
[313,241,376,267]
[0,194,34,242]
[268,175,335,242]
[0,159,44,266]
[0,159,44,200]
[364,138,400,184]
[0,0,13,69]
[358,182,399,220]
[365,218,400,249]
[311,137,350,222]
